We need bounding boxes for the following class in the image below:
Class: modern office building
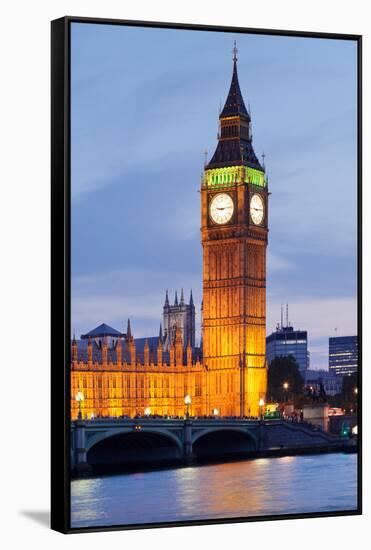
[266,312,309,374]
[329,335,358,376]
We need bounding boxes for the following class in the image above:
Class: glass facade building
[266,325,309,373]
[329,335,358,376]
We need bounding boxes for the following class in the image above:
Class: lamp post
[259,398,265,421]
[213,408,219,418]
[144,407,151,417]
[184,394,192,419]
[75,390,84,420]
[283,381,289,403]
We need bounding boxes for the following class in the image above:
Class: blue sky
[71,23,358,368]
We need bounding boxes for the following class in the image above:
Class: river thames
[71,453,357,528]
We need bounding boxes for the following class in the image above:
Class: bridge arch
[86,427,183,454]
[192,427,257,456]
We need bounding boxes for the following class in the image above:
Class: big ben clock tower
[201,44,268,417]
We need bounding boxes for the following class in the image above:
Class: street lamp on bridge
[75,390,84,420]
[184,395,192,419]
[144,407,151,417]
[283,381,289,402]
[259,398,265,421]
[213,408,219,418]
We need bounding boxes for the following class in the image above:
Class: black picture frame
[51,16,362,534]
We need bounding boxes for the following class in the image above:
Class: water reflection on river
[71,453,357,528]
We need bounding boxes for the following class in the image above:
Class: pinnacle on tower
[207,44,262,171]
[159,323,163,341]
[189,288,194,306]
[164,289,169,308]
[219,41,249,119]
[180,288,184,305]
[126,318,132,340]
[174,290,178,306]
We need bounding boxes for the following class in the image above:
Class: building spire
[159,322,163,341]
[180,288,184,305]
[190,288,194,306]
[126,318,132,340]
[233,40,238,63]
[174,290,178,306]
[219,42,248,119]
[207,44,262,171]
[164,289,169,307]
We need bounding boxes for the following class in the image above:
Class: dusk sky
[71,22,357,369]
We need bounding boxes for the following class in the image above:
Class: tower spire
[174,290,178,306]
[206,44,262,171]
[164,289,169,307]
[190,288,194,306]
[126,318,132,340]
[180,288,184,305]
[233,40,238,63]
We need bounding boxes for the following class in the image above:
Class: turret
[72,334,78,364]
[187,338,192,366]
[157,325,163,366]
[102,337,108,366]
[175,325,183,366]
[164,289,169,310]
[116,338,122,366]
[87,337,93,366]
[144,338,150,366]
[126,318,132,341]
[126,318,136,365]
[169,340,175,367]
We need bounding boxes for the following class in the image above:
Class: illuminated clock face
[209,193,234,225]
[250,193,264,225]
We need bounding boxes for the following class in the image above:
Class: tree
[267,356,304,403]
[342,373,358,401]
[341,373,358,413]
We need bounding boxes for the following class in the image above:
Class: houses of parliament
[71,46,269,420]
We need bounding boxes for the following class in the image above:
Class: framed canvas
[51,16,362,533]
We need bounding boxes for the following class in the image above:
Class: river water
[71,453,357,528]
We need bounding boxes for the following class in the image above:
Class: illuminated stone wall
[71,360,205,420]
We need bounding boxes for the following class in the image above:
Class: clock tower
[201,44,268,417]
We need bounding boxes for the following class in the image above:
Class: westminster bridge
[71,416,349,474]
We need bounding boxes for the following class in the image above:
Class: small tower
[72,334,78,364]
[163,288,196,352]
[169,339,175,367]
[102,336,108,366]
[144,338,150,366]
[187,338,193,367]
[157,324,163,366]
[126,318,136,366]
[87,337,93,367]
[175,325,183,366]
[116,338,122,366]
